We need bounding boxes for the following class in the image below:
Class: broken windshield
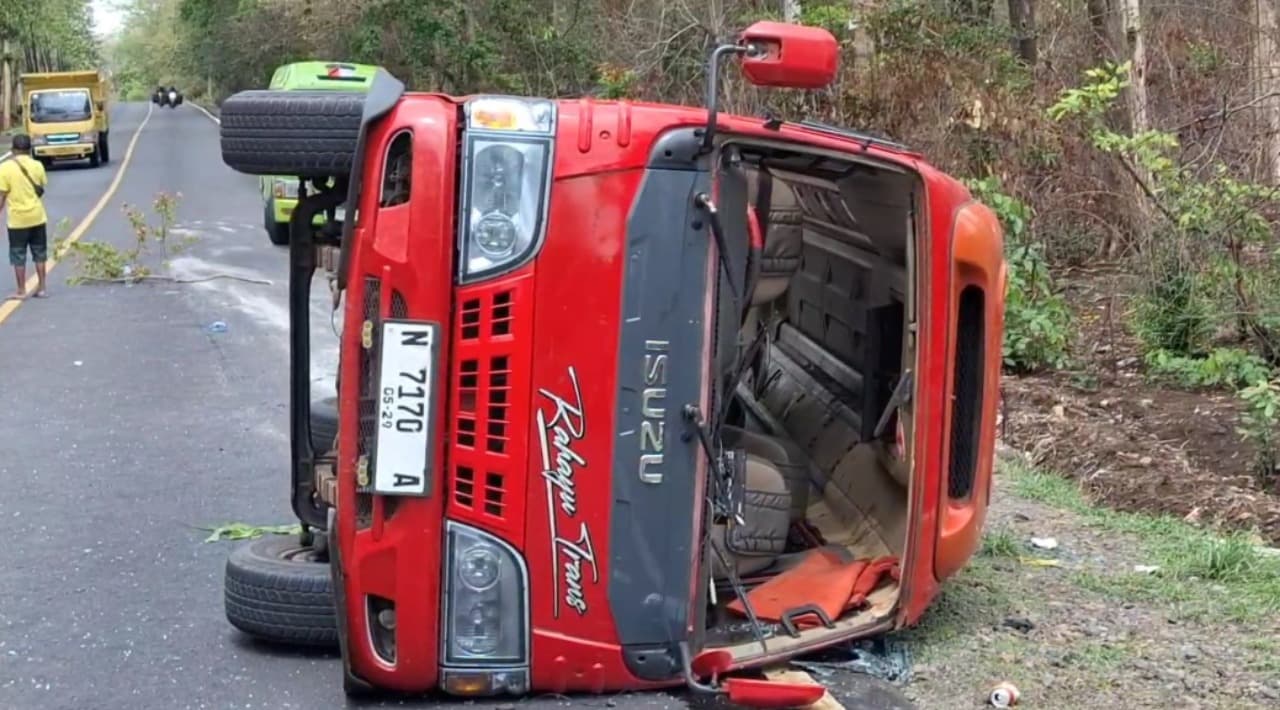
[30,89,92,123]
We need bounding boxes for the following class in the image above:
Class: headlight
[459,545,503,591]
[442,522,528,668]
[30,136,47,146]
[458,97,556,282]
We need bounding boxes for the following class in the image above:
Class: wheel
[265,199,290,246]
[224,535,337,647]
[311,396,339,454]
[99,133,110,164]
[270,222,290,246]
[220,90,364,178]
[88,149,100,168]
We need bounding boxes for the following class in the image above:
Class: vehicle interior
[700,137,920,658]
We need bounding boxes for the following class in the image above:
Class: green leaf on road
[200,522,302,543]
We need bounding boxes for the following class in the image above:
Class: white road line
[191,102,221,125]
[1,152,10,160]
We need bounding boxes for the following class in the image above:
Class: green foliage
[1131,257,1214,355]
[596,63,638,100]
[201,522,302,542]
[58,192,189,284]
[1052,62,1280,361]
[1238,378,1280,489]
[1186,41,1224,74]
[1047,62,1131,123]
[1004,459,1280,624]
[866,0,1027,89]
[798,2,854,38]
[1145,348,1271,390]
[0,0,99,124]
[979,526,1021,558]
[969,177,1071,372]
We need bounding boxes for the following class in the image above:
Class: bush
[1238,378,1280,490]
[1132,260,1215,357]
[1145,347,1271,390]
[969,178,1071,372]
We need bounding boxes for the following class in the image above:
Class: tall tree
[1007,0,1036,65]
[1255,0,1280,184]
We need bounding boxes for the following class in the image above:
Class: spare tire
[220,90,365,178]
[224,536,337,647]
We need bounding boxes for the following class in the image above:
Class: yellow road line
[0,103,155,327]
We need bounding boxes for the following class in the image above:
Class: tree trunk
[1119,0,1154,252]
[1083,0,1151,256]
[1,38,11,132]
[1008,0,1037,65]
[1255,0,1280,184]
[852,0,876,69]
[1085,0,1113,55]
[783,0,802,22]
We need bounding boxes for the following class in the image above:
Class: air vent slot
[948,286,985,499]
[491,291,513,336]
[461,298,482,341]
[487,356,511,453]
[483,472,505,517]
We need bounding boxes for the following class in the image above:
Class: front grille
[453,466,506,518]
[446,278,533,543]
[354,277,382,526]
[353,277,410,525]
[948,286,985,499]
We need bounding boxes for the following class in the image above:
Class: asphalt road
[0,102,913,710]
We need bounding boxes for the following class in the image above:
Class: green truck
[259,61,380,245]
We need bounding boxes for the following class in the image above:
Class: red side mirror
[724,677,827,708]
[691,649,734,679]
[738,21,839,89]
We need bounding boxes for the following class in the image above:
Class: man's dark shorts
[7,223,48,266]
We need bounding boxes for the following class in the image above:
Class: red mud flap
[683,644,830,709]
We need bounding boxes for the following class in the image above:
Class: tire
[224,536,337,647]
[265,199,290,246]
[311,396,339,454]
[88,149,100,168]
[220,90,365,178]
[99,133,110,164]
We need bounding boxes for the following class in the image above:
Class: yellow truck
[17,71,110,168]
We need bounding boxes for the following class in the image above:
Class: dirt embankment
[1000,267,1280,545]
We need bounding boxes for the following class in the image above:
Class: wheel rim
[277,544,324,564]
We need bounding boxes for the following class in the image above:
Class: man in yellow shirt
[0,134,50,300]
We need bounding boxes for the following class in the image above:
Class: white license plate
[373,320,440,496]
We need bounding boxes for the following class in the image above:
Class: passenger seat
[746,169,804,307]
[709,456,792,579]
[723,426,810,521]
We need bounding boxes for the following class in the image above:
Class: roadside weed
[1002,458,1280,623]
[980,526,1022,558]
[200,522,302,543]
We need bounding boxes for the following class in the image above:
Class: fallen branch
[76,274,274,286]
